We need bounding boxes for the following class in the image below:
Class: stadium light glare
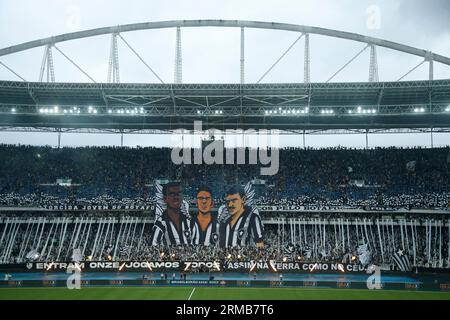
[93,109,97,114]
[11,108,16,113]
[54,106,59,113]
[348,110,352,114]
[39,108,44,113]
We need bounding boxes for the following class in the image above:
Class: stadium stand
[0,144,449,270]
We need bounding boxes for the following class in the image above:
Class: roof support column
[429,60,434,81]
[369,44,379,82]
[240,27,245,84]
[304,33,310,83]
[107,33,120,83]
[365,129,369,149]
[39,44,55,82]
[174,26,182,84]
[430,127,434,148]
[57,128,61,149]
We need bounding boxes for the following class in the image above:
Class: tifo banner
[40,205,155,211]
[38,204,420,213]
[0,261,368,273]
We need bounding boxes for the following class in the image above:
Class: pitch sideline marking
[188,287,196,300]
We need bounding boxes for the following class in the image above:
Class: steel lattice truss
[0,20,449,133]
[0,80,449,132]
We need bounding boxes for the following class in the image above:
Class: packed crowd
[0,214,448,270]
[0,144,449,210]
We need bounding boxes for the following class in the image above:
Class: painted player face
[197,191,213,214]
[225,193,245,216]
[164,185,182,210]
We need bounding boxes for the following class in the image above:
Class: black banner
[0,261,367,273]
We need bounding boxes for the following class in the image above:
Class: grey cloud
[396,0,450,34]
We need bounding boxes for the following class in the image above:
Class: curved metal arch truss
[0,20,449,65]
[0,20,449,86]
[0,20,449,138]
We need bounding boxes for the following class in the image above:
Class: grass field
[1,287,450,300]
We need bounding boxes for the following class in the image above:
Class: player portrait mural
[150,181,264,248]
[150,181,192,245]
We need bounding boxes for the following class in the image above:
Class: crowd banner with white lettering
[0,261,368,273]
[36,204,447,213]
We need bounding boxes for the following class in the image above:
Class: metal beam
[0,61,26,81]
[174,27,182,84]
[0,126,449,135]
[117,34,164,84]
[53,45,95,83]
[369,44,379,82]
[1,20,449,66]
[107,34,120,83]
[240,27,245,85]
[257,33,304,83]
[304,33,310,84]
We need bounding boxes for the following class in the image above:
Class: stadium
[0,16,450,303]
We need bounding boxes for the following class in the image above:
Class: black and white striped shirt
[150,212,192,246]
[219,207,264,248]
[191,214,220,246]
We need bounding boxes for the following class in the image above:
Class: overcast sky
[0,0,449,148]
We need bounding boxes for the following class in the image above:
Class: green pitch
[1,287,450,300]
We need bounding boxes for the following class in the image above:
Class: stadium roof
[0,79,449,132]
